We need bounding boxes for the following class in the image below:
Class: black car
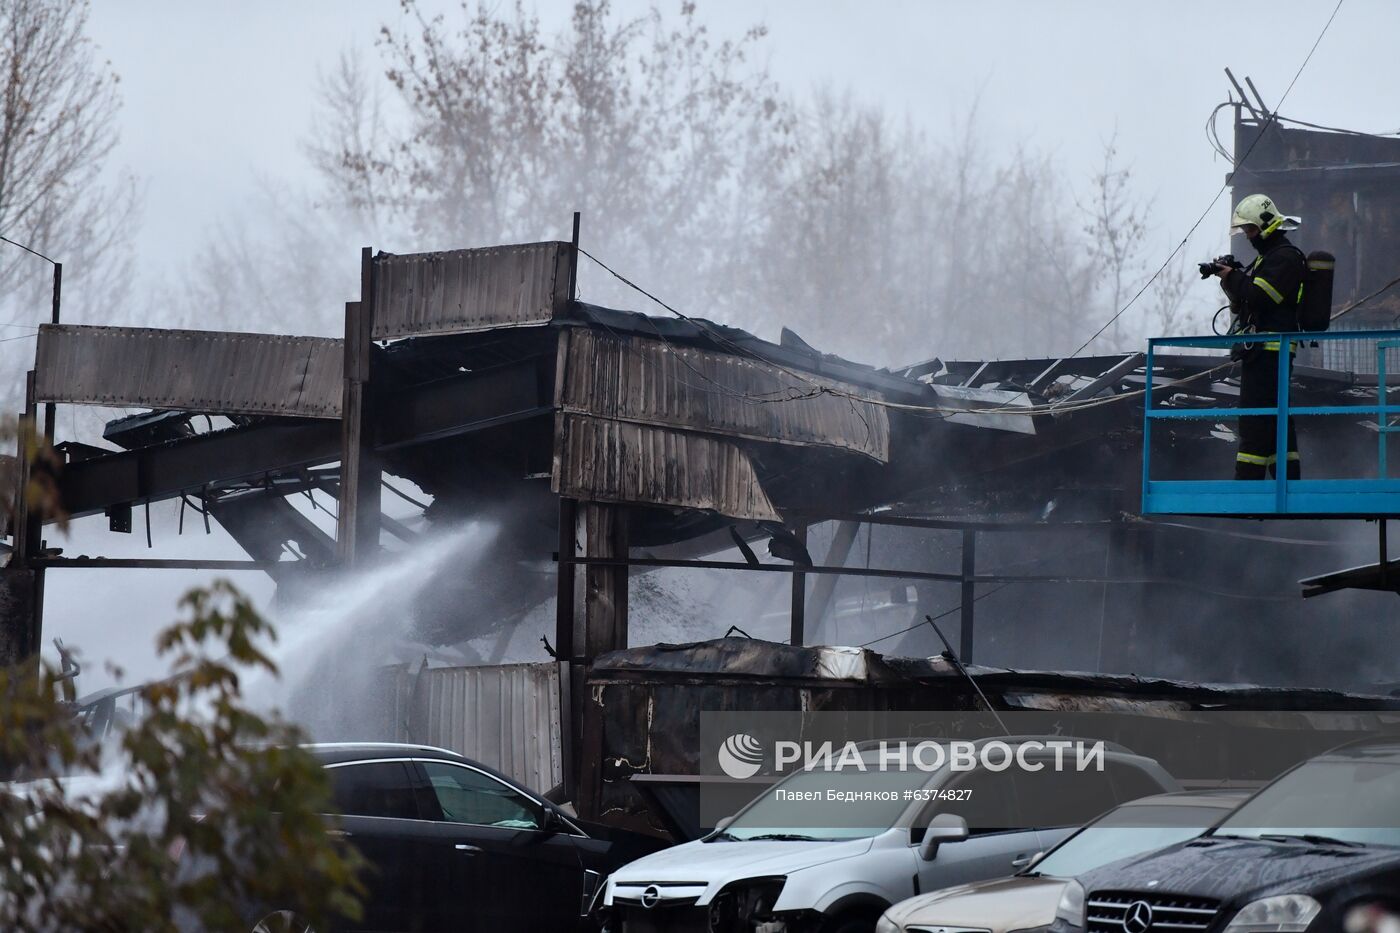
[1048,736,1400,932]
[252,743,666,933]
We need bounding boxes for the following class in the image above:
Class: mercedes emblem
[1122,900,1154,933]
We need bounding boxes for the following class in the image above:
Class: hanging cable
[860,584,1012,648]
[0,235,57,265]
[1271,113,1400,139]
[1205,101,1235,161]
[1330,273,1400,323]
[578,245,1232,421]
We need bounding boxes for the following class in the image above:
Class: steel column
[960,527,976,663]
[789,525,808,646]
[576,501,628,820]
[338,254,383,565]
[807,520,860,636]
[556,496,578,803]
[21,372,44,665]
[43,262,60,446]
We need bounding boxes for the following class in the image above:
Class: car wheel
[250,910,315,933]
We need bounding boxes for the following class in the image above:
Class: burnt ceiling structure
[3,230,1395,656]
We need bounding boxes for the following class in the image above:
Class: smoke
[162,1,1199,368]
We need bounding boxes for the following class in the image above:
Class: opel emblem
[640,885,662,909]
[1122,900,1154,933]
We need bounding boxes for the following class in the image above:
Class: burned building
[4,98,1400,826]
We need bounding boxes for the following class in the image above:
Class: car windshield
[1213,753,1400,848]
[1032,803,1223,878]
[716,761,929,842]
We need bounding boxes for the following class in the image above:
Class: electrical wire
[1066,0,1346,359]
[0,233,59,333]
[578,245,1233,421]
[860,584,1011,648]
[1271,113,1400,139]
[1330,273,1400,323]
[1205,101,1235,161]
[0,235,57,265]
[859,561,1299,649]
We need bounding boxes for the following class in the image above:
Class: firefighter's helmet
[1230,193,1300,237]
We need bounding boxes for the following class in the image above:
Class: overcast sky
[46,0,1400,687]
[85,0,1399,311]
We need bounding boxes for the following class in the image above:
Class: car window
[919,767,1022,837]
[1106,762,1167,803]
[723,764,933,841]
[328,761,420,820]
[1016,759,1118,828]
[1214,755,1400,848]
[420,762,544,830]
[1032,803,1224,877]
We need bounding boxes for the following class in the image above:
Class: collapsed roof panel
[556,328,890,461]
[34,324,344,418]
[552,414,781,522]
[371,241,574,339]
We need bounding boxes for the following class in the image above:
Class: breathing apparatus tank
[1299,250,1335,332]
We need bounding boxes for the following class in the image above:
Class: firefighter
[1211,193,1307,479]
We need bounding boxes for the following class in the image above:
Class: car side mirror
[918,813,969,861]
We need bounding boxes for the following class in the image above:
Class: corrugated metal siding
[33,324,344,418]
[1306,311,1400,374]
[558,329,889,462]
[395,663,562,792]
[373,242,573,340]
[552,413,781,522]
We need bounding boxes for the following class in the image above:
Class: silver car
[602,737,1179,933]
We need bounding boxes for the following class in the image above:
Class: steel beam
[32,557,280,570]
[783,510,1124,532]
[559,554,962,583]
[206,489,337,566]
[52,359,551,522]
[375,357,550,450]
[56,420,342,520]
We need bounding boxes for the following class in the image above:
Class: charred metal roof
[591,636,1400,711]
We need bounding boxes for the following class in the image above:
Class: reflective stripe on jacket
[1222,232,1306,340]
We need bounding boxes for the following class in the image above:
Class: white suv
[600,738,1177,933]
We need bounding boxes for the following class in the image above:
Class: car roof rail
[302,741,465,758]
[851,735,1133,755]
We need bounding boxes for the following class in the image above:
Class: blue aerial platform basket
[1142,329,1400,518]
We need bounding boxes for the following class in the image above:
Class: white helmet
[1230,193,1300,237]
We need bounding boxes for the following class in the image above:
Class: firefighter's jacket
[1221,232,1306,339]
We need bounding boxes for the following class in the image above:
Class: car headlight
[875,913,901,933]
[1055,880,1086,928]
[1223,895,1321,932]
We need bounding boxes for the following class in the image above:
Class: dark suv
[258,743,666,932]
[1049,736,1400,932]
